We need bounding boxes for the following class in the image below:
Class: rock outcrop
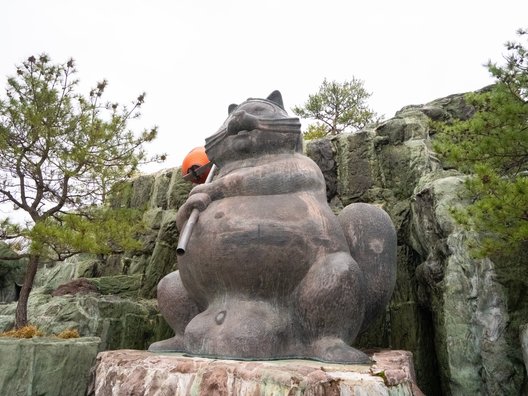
[0,169,190,350]
[0,289,170,351]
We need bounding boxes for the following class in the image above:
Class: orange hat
[181,147,211,184]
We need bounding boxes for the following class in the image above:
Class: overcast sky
[2,0,527,174]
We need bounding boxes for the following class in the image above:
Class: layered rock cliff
[305,93,527,395]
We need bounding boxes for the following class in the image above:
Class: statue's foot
[148,336,184,352]
[184,300,290,359]
[309,337,371,364]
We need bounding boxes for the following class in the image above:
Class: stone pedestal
[91,349,423,395]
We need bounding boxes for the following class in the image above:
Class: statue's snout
[227,111,259,135]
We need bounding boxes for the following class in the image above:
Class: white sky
[1,0,527,174]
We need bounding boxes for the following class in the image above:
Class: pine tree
[293,78,381,136]
[433,29,528,258]
[0,55,164,327]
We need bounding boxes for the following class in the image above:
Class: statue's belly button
[214,211,224,219]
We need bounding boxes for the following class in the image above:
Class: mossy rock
[90,274,142,298]
[130,174,155,209]
[0,336,100,396]
[167,168,193,210]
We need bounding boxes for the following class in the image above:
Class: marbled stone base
[91,349,424,395]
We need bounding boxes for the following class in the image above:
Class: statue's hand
[189,182,210,196]
[176,192,211,231]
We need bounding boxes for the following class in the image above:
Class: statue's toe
[148,336,184,352]
[309,337,371,364]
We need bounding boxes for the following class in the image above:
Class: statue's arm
[177,157,325,229]
[192,157,325,200]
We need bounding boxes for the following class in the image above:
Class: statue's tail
[337,203,397,333]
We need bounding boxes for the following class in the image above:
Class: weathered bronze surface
[149,91,397,364]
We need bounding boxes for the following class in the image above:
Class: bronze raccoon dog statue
[149,91,396,364]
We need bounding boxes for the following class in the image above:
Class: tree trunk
[15,254,40,329]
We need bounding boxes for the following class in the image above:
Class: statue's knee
[157,271,180,300]
[301,251,364,296]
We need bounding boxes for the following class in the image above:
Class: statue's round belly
[179,194,342,298]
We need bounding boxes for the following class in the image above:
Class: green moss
[90,274,141,298]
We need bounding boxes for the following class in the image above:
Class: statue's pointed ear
[267,90,284,109]
[228,104,238,114]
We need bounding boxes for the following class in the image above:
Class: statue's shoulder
[290,152,324,172]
